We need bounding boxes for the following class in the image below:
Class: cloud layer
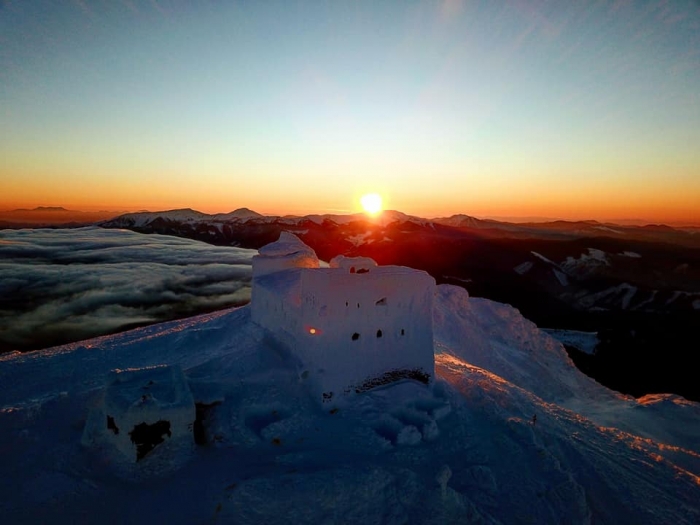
[0,227,255,352]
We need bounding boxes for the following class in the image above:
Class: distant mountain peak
[230,207,262,216]
[10,206,71,212]
[33,206,69,212]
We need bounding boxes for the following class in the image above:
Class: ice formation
[251,233,436,403]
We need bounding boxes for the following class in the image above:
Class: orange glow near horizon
[1,189,700,226]
[2,2,700,227]
[1,165,699,225]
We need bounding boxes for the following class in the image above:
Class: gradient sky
[1,1,699,223]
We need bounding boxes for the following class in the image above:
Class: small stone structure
[82,364,195,463]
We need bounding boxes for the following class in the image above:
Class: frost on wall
[251,233,436,403]
[252,231,319,279]
[81,365,195,464]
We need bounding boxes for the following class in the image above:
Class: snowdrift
[0,286,699,524]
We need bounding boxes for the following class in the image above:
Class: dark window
[352,332,360,341]
[400,329,405,336]
[106,415,119,435]
[376,329,383,338]
[357,268,369,274]
[375,297,387,306]
[129,420,172,461]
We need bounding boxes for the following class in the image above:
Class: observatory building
[251,232,436,403]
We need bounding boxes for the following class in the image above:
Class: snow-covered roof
[258,232,315,258]
[329,255,378,271]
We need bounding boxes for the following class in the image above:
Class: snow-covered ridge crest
[0,240,699,522]
[104,208,432,229]
[106,207,266,228]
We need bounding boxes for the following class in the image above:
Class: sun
[360,193,383,216]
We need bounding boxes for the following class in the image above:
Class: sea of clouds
[0,227,255,352]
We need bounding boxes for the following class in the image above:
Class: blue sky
[2,1,699,222]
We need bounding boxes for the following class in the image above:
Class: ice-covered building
[251,232,436,403]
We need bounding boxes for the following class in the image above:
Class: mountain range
[101,208,700,401]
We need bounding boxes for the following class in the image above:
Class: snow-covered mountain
[101,209,700,316]
[1,281,698,523]
[103,208,424,231]
[95,209,700,404]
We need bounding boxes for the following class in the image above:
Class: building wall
[252,250,319,279]
[250,269,302,345]
[297,266,435,399]
[249,234,436,403]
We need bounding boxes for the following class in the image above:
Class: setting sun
[360,193,383,216]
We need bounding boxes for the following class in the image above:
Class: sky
[1,1,699,224]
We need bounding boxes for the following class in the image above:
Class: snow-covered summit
[211,208,263,221]
[104,207,266,229]
[105,208,209,228]
[0,253,699,522]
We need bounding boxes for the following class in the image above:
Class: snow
[81,365,195,468]
[252,231,320,278]
[666,291,682,305]
[577,283,637,309]
[633,290,658,311]
[210,208,263,221]
[665,290,700,307]
[329,254,378,271]
[120,209,209,227]
[620,284,638,309]
[347,231,373,246]
[563,248,610,276]
[514,261,533,275]
[444,275,472,284]
[552,268,569,286]
[1,266,699,522]
[593,225,623,234]
[109,208,265,228]
[620,251,641,258]
[531,251,556,265]
[543,329,599,355]
[251,235,435,404]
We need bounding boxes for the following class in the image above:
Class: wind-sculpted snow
[433,285,612,403]
[433,285,700,454]
[0,288,699,523]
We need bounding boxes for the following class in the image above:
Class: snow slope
[0,286,698,524]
